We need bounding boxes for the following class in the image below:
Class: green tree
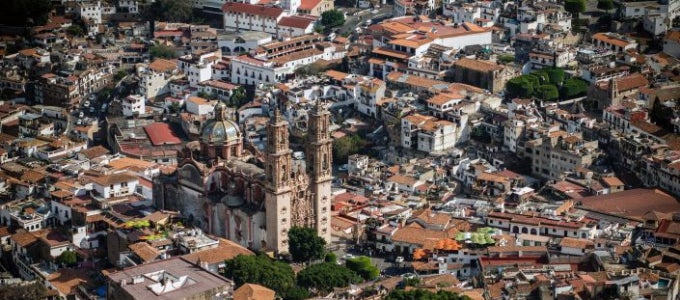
[0,0,52,26]
[497,54,515,64]
[114,70,128,82]
[0,282,49,300]
[386,289,470,300]
[321,10,345,29]
[223,254,296,295]
[230,87,248,107]
[540,68,565,85]
[150,44,177,59]
[283,287,310,300]
[597,0,615,12]
[297,263,362,292]
[288,226,326,263]
[141,0,193,23]
[564,0,586,19]
[332,134,367,164]
[66,25,85,37]
[537,85,559,101]
[56,250,78,267]
[345,256,380,281]
[559,78,589,99]
[325,252,338,264]
[506,75,538,98]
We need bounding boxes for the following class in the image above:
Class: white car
[343,253,354,260]
[338,164,349,172]
[395,256,404,263]
[83,101,90,107]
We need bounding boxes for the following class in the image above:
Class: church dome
[201,103,241,144]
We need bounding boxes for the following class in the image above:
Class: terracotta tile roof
[391,225,454,246]
[578,188,679,219]
[199,80,239,90]
[128,242,160,262]
[143,211,170,223]
[89,172,138,186]
[148,58,177,73]
[631,120,666,136]
[331,216,356,230]
[182,239,254,265]
[47,268,92,296]
[665,30,680,43]
[600,176,624,187]
[455,57,503,72]
[593,33,634,48]
[222,3,284,18]
[108,157,157,170]
[299,0,322,10]
[413,208,451,226]
[615,73,649,92]
[427,92,463,105]
[0,227,9,237]
[559,237,593,249]
[278,16,315,29]
[324,70,349,81]
[79,145,110,159]
[388,174,418,186]
[11,231,38,247]
[233,283,276,300]
[144,122,182,146]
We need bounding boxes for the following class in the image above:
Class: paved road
[337,6,394,36]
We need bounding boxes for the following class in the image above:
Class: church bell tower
[264,109,293,253]
[306,101,333,243]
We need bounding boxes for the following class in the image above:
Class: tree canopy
[150,44,177,59]
[386,289,471,300]
[0,0,52,27]
[141,0,193,23]
[505,68,585,101]
[56,250,78,267]
[0,282,49,300]
[564,0,586,17]
[297,262,362,292]
[597,0,615,11]
[345,256,380,281]
[230,87,248,107]
[321,10,345,29]
[223,254,296,295]
[288,226,326,263]
[560,78,589,99]
[333,134,368,164]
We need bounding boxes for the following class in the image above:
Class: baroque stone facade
[154,102,332,254]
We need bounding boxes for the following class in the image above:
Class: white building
[217,31,272,56]
[122,95,146,117]
[177,50,221,88]
[402,113,457,153]
[186,96,216,116]
[90,172,139,200]
[222,3,285,35]
[643,9,669,36]
[137,58,179,99]
[118,0,139,14]
[230,41,343,86]
[79,1,103,24]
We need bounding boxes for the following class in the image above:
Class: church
[154,102,333,253]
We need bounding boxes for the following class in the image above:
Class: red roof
[278,16,316,29]
[222,3,284,18]
[144,123,182,146]
[299,0,322,10]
